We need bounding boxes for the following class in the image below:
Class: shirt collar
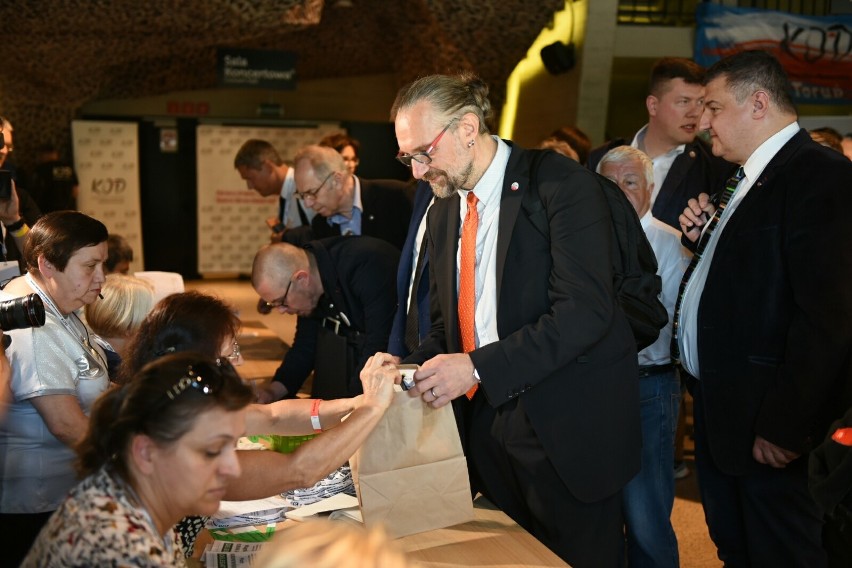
[280,167,296,199]
[457,136,510,206]
[741,121,799,183]
[632,124,686,159]
[351,175,363,213]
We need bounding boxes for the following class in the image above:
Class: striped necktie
[671,167,745,363]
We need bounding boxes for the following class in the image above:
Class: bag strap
[521,149,551,241]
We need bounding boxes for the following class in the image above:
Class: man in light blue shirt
[599,145,690,568]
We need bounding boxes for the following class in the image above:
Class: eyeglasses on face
[396,118,457,168]
[264,277,294,309]
[219,340,241,365]
[164,363,224,401]
[296,171,335,201]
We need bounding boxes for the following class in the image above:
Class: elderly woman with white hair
[84,273,155,379]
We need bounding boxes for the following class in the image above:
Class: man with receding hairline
[676,50,852,566]
[251,236,399,403]
[293,144,411,250]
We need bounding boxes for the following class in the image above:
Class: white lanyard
[24,273,106,370]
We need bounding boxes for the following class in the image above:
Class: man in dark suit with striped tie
[676,50,852,567]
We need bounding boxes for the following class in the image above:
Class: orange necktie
[459,192,479,398]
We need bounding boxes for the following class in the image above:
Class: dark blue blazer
[388,181,433,357]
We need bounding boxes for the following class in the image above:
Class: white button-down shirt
[457,136,510,350]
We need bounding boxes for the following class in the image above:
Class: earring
[467,140,475,148]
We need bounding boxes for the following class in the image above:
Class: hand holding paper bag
[351,388,474,538]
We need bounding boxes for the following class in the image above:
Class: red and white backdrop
[72,120,145,273]
[195,123,342,275]
[695,4,852,105]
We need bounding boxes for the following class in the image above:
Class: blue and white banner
[695,4,852,104]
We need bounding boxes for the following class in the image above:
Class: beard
[423,160,475,199]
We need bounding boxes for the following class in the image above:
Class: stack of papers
[201,541,267,566]
[284,464,355,507]
[208,495,290,530]
[284,492,361,522]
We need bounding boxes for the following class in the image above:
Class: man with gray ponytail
[388,73,640,567]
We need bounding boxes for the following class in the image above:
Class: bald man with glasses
[251,236,400,403]
[293,144,412,250]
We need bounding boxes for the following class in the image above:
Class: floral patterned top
[21,466,186,567]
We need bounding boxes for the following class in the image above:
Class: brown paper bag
[350,390,474,538]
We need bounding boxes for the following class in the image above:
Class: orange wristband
[310,399,322,433]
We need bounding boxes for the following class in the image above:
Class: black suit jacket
[408,143,641,503]
[693,129,852,475]
[388,181,433,357]
[588,136,735,230]
[310,177,412,250]
[272,236,400,397]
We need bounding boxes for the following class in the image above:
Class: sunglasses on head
[164,361,229,401]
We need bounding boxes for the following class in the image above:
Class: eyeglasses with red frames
[396,119,458,168]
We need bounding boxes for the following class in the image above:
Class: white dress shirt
[638,212,691,366]
[632,125,685,206]
[457,136,510,350]
[280,167,316,228]
[406,197,435,312]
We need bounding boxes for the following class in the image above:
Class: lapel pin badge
[511,182,519,191]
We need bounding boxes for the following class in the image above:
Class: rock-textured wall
[0,0,562,169]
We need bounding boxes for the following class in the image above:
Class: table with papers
[191,496,568,567]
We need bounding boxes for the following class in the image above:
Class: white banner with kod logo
[196,123,341,275]
[72,120,144,272]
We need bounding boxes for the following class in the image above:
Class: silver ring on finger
[430,387,437,398]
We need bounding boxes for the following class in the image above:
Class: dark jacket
[693,130,852,474]
[310,177,412,250]
[272,236,400,397]
[388,181,433,357]
[408,143,641,503]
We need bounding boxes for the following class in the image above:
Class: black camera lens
[0,293,46,332]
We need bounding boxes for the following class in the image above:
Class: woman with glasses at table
[0,211,110,566]
[119,290,398,556]
[118,291,363,438]
[21,353,254,567]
